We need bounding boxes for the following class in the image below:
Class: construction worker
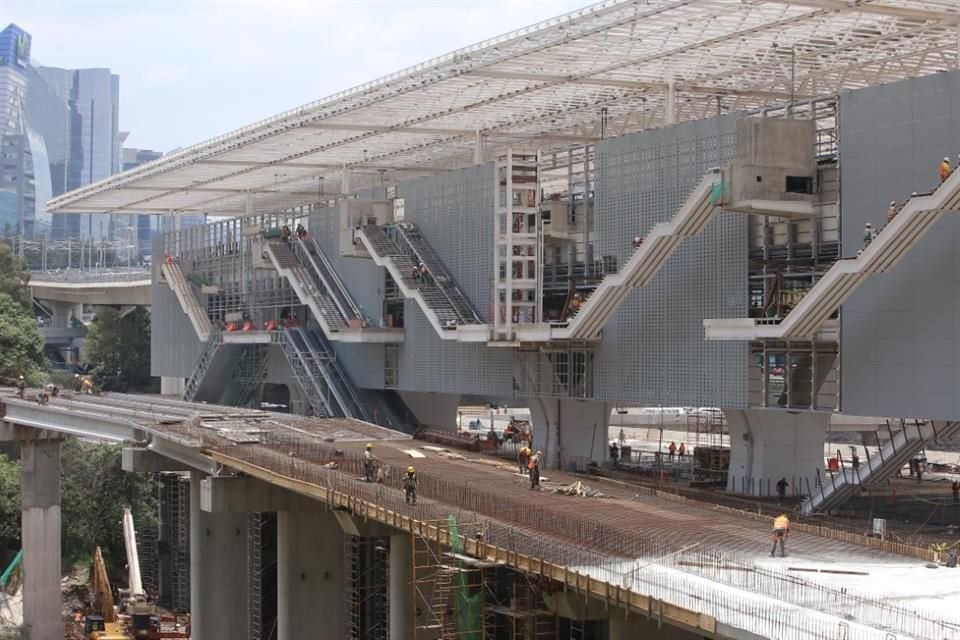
[940,156,952,184]
[677,442,686,458]
[609,441,619,466]
[517,445,531,475]
[771,513,790,557]
[887,200,898,223]
[668,441,677,461]
[776,477,789,504]
[363,443,375,482]
[528,450,542,489]
[403,466,417,505]
[73,373,82,392]
[863,222,877,247]
[16,375,25,399]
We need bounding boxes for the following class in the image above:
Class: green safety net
[709,180,730,206]
[448,515,483,640]
[0,549,22,589]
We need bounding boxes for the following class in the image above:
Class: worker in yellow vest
[771,513,790,557]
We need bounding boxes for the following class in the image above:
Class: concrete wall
[839,71,960,419]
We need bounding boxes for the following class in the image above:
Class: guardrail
[30,268,151,283]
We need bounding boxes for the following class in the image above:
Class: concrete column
[665,80,678,125]
[725,409,829,497]
[277,510,346,640]
[20,437,62,640]
[390,534,414,640]
[528,397,610,470]
[341,166,352,196]
[190,471,249,640]
[473,131,484,165]
[398,391,461,428]
[46,300,81,329]
[161,376,185,396]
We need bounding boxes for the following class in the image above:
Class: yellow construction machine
[85,546,132,640]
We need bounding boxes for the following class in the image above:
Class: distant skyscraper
[0,24,50,237]
[122,146,163,256]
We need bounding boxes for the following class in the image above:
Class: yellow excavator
[85,546,132,640]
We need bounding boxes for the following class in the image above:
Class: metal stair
[803,420,960,514]
[161,261,213,341]
[228,345,268,408]
[277,326,368,420]
[181,329,223,402]
[546,170,723,341]
[357,224,487,341]
[706,166,960,341]
[297,237,364,323]
[264,241,347,335]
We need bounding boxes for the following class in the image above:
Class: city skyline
[7,0,595,153]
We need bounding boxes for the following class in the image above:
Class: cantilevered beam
[760,0,959,23]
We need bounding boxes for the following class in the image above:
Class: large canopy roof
[50,0,960,216]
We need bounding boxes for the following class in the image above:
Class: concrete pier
[389,534,414,640]
[529,398,610,469]
[20,436,62,640]
[277,510,346,640]
[725,409,829,496]
[189,471,249,640]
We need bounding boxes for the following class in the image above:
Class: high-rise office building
[0,24,51,237]
[123,145,163,256]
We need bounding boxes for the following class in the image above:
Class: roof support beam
[300,123,478,136]
[195,160,450,172]
[759,0,959,23]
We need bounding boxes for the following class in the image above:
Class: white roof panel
[49,0,960,215]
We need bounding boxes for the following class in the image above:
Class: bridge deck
[3,390,955,640]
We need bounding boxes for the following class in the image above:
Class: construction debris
[552,481,604,498]
[322,461,340,469]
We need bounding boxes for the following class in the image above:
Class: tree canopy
[59,440,158,570]
[85,306,153,392]
[0,293,45,385]
[0,241,31,309]
[0,453,19,567]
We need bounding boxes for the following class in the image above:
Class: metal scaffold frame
[347,536,389,640]
[412,519,483,640]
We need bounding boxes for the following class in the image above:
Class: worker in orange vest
[940,156,951,183]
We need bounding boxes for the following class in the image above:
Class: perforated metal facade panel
[593,116,749,408]
[307,204,386,389]
[839,71,960,420]
[150,237,206,378]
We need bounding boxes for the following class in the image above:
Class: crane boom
[121,507,144,599]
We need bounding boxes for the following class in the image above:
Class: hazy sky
[8,0,596,153]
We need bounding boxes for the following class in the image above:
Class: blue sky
[8,0,596,153]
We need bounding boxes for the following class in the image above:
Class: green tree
[0,241,30,309]
[59,440,157,571]
[0,454,20,565]
[0,293,45,385]
[85,306,152,392]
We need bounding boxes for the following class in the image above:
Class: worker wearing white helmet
[403,466,417,505]
[940,156,951,184]
[363,443,376,482]
[886,200,898,223]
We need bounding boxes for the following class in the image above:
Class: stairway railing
[182,328,223,402]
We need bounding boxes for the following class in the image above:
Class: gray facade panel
[307,205,385,389]
[150,262,205,379]
[592,115,749,408]
[840,71,960,419]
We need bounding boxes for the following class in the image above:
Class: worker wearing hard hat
[528,450,543,490]
[940,156,951,184]
[16,375,25,399]
[403,466,418,505]
[771,513,790,557]
[73,373,82,393]
[517,445,531,475]
[363,443,376,482]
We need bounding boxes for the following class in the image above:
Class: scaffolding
[412,519,483,640]
[229,345,268,408]
[248,512,263,640]
[482,566,558,640]
[159,473,191,613]
[347,536,389,640]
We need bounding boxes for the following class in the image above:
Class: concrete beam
[122,447,191,473]
[330,508,396,538]
[200,475,319,513]
[2,401,134,442]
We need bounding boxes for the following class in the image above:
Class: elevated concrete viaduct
[3,390,954,640]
